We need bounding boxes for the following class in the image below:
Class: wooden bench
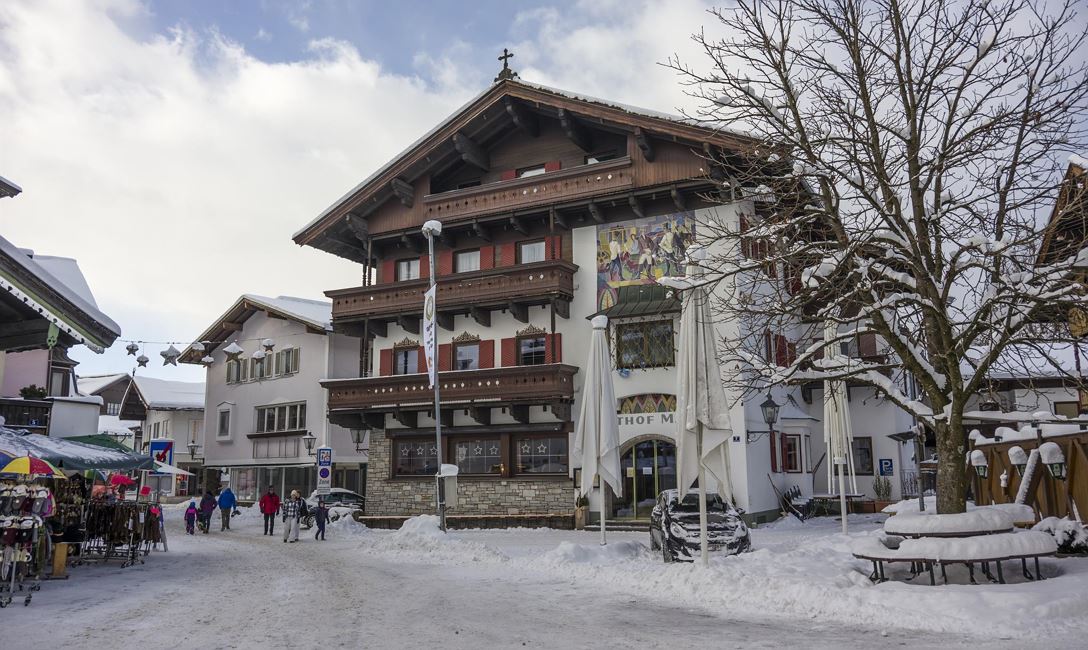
[852,532,1057,585]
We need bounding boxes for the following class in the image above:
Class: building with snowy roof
[180,294,368,502]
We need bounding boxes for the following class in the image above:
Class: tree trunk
[935,420,968,513]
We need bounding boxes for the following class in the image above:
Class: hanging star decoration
[223,341,244,362]
[200,355,215,367]
[125,342,139,356]
[136,354,149,367]
[261,338,275,352]
[160,345,181,366]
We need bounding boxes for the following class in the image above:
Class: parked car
[649,489,751,562]
[300,488,365,529]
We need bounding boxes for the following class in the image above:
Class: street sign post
[316,446,333,496]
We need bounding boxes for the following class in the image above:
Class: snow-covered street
[3,508,1087,649]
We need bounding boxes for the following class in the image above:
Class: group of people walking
[183,485,329,541]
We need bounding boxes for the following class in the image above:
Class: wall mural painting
[618,393,677,414]
[595,212,695,311]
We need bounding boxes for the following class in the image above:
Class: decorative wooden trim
[453,331,481,343]
[516,324,546,337]
[394,337,419,348]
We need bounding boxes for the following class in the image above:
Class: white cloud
[0,0,724,381]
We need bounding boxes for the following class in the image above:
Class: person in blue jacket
[217,487,237,531]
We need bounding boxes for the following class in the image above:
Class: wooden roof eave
[293,79,759,250]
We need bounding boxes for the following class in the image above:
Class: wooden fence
[971,431,1088,521]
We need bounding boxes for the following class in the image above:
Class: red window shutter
[501,337,516,367]
[781,432,790,472]
[479,340,495,368]
[544,333,562,363]
[500,242,516,267]
[379,349,392,376]
[763,330,773,363]
[552,235,563,261]
[479,245,495,270]
[416,346,427,373]
[787,341,797,366]
[859,333,878,358]
[438,343,452,372]
[740,215,751,259]
[544,160,561,173]
[438,250,454,276]
[769,431,778,472]
[544,334,553,363]
[418,255,429,279]
[775,334,789,367]
[500,170,516,181]
[382,259,395,283]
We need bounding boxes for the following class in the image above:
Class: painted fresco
[595,212,695,311]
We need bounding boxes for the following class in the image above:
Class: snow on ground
[2,507,1087,648]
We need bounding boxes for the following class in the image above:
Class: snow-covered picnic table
[853,503,1055,585]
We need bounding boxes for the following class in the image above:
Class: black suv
[649,489,752,562]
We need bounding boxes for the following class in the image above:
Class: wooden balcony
[327,259,577,332]
[323,363,578,428]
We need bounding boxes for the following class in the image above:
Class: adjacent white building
[118,374,205,497]
[181,294,368,504]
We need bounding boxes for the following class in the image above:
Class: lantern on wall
[349,427,369,453]
[1039,442,1067,480]
[1008,446,1028,476]
[970,449,989,478]
[302,431,318,456]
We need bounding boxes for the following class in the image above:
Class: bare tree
[669,0,1088,513]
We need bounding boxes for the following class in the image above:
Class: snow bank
[1033,517,1088,553]
[884,510,1013,536]
[537,540,646,566]
[896,531,1056,562]
[327,514,370,538]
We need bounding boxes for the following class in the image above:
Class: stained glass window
[616,319,675,369]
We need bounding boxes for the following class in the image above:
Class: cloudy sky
[0,0,721,382]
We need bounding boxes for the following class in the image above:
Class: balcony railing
[323,364,577,411]
[0,397,51,433]
[327,260,577,322]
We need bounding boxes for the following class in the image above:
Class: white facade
[200,303,367,502]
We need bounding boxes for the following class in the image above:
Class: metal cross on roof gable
[495,48,518,82]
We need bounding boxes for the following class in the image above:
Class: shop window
[393,348,418,375]
[1054,401,1079,418]
[454,342,480,371]
[518,240,546,264]
[453,438,503,475]
[851,437,874,475]
[396,258,420,281]
[455,250,480,273]
[616,320,674,369]
[784,434,802,473]
[515,436,568,474]
[394,439,438,476]
[519,336,546,365]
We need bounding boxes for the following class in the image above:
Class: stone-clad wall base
[366,427,575,517]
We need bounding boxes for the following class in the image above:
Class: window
[394,439,438,476]
[217,410,231,438]
[454,342,480,371]
[106,402,121,416]
[393,347,418,375]
[226,360,241,384]
[517,164,546,178]
[162,420,170,439]
[253,436,301,459]
[252,357,272,380]
[189,419,203,440]
[585,151,618,164]
[616,320,675,369]
[784,434,802,473]
[273,347,300,376]
[515,436,568,474]
[396,258,420,281]
[851,437,874,475]
[519,336,546,366]
[1054,401,1079,418]
[239,358,250,382]
[455,250,480,273]
[151,422,160,440]
[518,240,546,264]
[453,438,502,474]
[255,402,307,433]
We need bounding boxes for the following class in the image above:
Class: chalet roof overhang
[292,79,761,260]
[1037,157,1087,267]
[0,235,120,353]
[179,295,329,364]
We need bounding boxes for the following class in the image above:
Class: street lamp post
[421,219,447,532]
[302,431,318,456]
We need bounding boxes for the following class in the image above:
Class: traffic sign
[316,446,333,496]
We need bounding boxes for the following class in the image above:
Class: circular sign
[319,467,331,479]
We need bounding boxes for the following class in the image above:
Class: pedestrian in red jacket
[258,486,281,536]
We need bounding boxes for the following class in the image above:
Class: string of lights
[118,330,321,368]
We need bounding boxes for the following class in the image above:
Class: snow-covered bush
[1032,517,1088,554]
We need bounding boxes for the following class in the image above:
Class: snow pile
[395,514,445,538]
[361,516,509,564]
[895,531,1056,562]
[881,495,940,514]
[1034,517,1088,553]
[537,540,647,566]
[327,514,370,538]
[884,509,1013,536]
[985,503,1036,523]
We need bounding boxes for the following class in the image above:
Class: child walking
[184,500,197,535]
[314,498,328,541]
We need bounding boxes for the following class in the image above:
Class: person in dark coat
[217,488,237,531]
[184,501,197,535]
[258,486,281,536]
[314,498,328,541]
[198,491,217,534]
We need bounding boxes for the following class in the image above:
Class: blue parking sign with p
[878,458,893,476]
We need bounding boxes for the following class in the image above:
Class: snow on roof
[243,294,332,331]
[131,375,205,410]
[1070,153,1088,170]
[97,414,140,437]
[76,373,129,396]
[0,233,120,349]
[0,174,21,197]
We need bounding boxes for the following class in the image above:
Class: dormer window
[517,164,547,178]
